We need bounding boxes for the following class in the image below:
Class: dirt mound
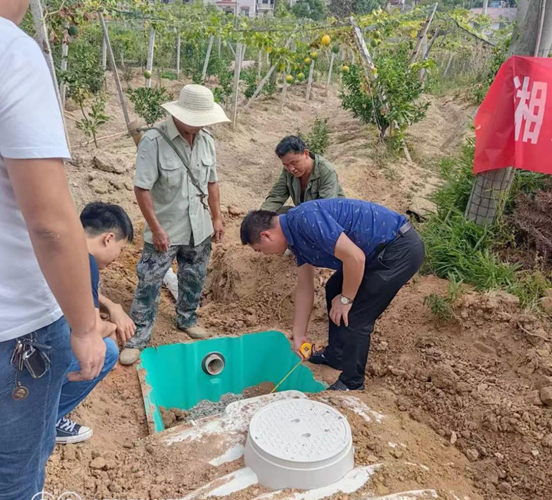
[44,67,552,500]
[361,277,552,500]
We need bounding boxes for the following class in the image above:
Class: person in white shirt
[0,1,106,498]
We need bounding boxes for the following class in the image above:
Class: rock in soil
[539,386,552,406]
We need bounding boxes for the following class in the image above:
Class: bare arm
[330,233,366,327]
[334,233,366,300]
[292,264,315,352]
[208,182,225,243]
[99,292,135,343]
[96,308,116,339]
[6,158,105,380]
[135,186,170,252]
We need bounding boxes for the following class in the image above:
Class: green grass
[421,140,551,309]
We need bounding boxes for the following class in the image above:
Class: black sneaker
[309,348,343,370]
[327,379,365,392]
[55,417,93,444]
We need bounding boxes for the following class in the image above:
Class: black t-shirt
[89,254,100,308]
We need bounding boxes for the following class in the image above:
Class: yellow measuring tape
[270,343,313,394]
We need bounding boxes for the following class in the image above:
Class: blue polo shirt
[89,254,100,308]
[280,199,407,269]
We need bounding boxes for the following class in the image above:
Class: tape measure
[298,342,313,360]
[270,342,314,394]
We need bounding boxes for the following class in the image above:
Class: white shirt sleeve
[0,35,70,160]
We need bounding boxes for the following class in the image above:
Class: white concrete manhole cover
[245,399,354,490]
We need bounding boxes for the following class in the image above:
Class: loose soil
[44,71,552,500]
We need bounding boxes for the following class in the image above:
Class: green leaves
[76,95,109,148]
[339,44,428,146]
[127,87,171,127]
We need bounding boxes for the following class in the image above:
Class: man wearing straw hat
[120,84,229,365]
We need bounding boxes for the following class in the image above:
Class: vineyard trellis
[29,0,497,154]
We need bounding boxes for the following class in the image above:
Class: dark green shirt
[260,155,344,212]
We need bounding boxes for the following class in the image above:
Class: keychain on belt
[10,336,52,400]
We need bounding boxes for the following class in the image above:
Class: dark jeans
[324,228,425,389]
[0,317,73,500]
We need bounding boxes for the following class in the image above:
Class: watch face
[340,295,349,305]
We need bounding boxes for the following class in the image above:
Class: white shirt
[0,18,70,342]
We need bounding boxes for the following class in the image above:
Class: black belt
[375,221,413,255]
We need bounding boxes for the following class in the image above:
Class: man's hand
[212,217,225,243]
[293,333,310,356]
[152,228,170,253]
[330,295,353,327]
[67,330,106,381]
[109,305,136,343]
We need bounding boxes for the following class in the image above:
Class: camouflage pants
[126,238,211,349]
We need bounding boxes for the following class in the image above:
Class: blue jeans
[57,337,118,420]
[0,317,73,500]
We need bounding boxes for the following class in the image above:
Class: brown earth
[44,71,552,500]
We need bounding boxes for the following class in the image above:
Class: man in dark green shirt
[260,136,344,212]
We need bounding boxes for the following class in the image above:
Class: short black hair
[80,202,134,243]
[240,210,278,245]
[275,136,308,158]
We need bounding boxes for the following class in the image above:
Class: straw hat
[162,84,230,127]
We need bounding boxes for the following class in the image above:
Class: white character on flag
[514,75,547,144]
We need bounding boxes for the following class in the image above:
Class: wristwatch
[340,294,354,305]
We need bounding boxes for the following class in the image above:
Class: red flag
[474,56,552,174]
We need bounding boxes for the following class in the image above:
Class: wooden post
[244,32,295,111]
[279,64,290,114]
[60,32,69,109]
[482,0,489,15]
[30,0,70,148]
[176,33,181,78]
[202,35,215,82]
[101,33,107,70]
[305,60,315,101]
[257,49,262,80]
[231,42,244,131]
[326,52,335,97]
[410,3,438,65]
[146,25,155,88]
[99,11,131,130]
[218,36,222,57]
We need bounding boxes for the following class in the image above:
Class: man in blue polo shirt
[240,198,424,391]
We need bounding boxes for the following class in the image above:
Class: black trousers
[323,228,425,389]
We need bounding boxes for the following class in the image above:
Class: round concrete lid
[248,399,352,463]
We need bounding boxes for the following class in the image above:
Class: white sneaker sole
[55,428,94,445]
